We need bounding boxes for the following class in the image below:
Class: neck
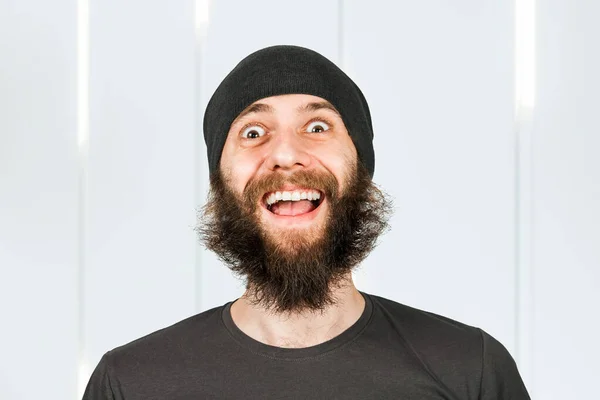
[229,275,365,348]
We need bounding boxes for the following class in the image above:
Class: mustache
[241,169,341,208]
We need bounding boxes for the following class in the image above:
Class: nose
[265,129,311,172]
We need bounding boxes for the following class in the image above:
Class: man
[83,45,530,399]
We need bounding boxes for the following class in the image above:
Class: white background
[1,0,598,399]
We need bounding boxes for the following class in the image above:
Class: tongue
[271,200,316,216]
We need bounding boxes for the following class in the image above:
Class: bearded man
[83,45,530,399]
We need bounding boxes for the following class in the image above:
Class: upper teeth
[266,190,321,206]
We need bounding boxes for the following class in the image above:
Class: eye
[241,125,266,139]
[306,120,330,133]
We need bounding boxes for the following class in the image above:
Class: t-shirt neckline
[221,291,374,360]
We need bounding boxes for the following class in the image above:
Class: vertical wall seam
[338,0,344,68]
[514,101,520,364]
[194,0,210,314]
[193,0,202,315]
[76,0,90,397]
[515,111,535,392]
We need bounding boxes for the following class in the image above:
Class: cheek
[316,139,357,184]
[220,152,261,194]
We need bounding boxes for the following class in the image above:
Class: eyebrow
[232,100,341,126]
[232,103,275,125]
[297,101,341,117]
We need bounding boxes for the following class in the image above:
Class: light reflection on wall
[516,0,536,112]
[515,0,536,391]
[195,0,211,41]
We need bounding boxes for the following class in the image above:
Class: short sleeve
[478,329,531,400]
[82,353,118,400]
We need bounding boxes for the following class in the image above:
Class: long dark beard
[196,162,392,314]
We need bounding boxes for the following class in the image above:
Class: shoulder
[103,304,227,372]
[368,294,528,399]
[83,305,228,398]
[370,293,484,347]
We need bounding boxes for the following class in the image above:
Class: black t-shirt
[83,292,530,399]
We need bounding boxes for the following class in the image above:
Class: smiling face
[220,94,358,249]
[198,94,391,313]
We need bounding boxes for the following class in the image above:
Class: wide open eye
[241,125,266,139]
[306,120,330,133]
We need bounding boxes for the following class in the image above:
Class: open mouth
[263,189,324,216]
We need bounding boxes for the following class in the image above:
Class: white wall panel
[0,1,79,399]
[344,0,518,354]
[198,0,342,311]
[1,1,598,398]
[84,0,197,372]
[532,0,600,398]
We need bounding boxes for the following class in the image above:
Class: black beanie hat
[203,45,375,177]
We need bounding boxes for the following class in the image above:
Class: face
[198,94,391,313]
[219,94,358,249]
